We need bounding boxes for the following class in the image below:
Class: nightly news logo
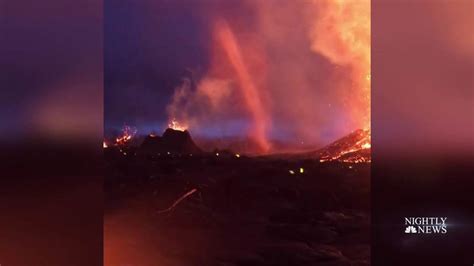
[404,217,447,234]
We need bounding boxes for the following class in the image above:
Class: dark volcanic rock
[266,223,337,243]
[105,136,371,266]
[257,242,346,266]
[139,128,202,155]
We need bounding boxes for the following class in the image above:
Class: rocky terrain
[104,130,370,266]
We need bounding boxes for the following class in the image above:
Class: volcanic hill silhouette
[139,128,202,154]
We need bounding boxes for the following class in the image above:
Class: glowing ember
[157,188,198,214]
[168,118,187,132]
[361,142,371,149]
[115,125,137,146]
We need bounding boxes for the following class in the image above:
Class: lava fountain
[168,118,188,132]
[309,0,371,130]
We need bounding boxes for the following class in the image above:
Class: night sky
[0,0,102,139]
[105,0,210,133]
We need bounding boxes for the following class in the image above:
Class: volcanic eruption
[168,118,188,132]
[105,1,372,265]
[165,0,371,154]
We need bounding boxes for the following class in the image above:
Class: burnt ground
[105,151,370,266]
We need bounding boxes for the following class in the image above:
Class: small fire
[115,125,137,146]
[103,141,108,148]
[168,118,187,132]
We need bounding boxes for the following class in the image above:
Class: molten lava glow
[115,125,137,146]
[168,118,187,132]
[310,0,372,153]
[319,129,371,163]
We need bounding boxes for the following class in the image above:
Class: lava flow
[318,129,371,163]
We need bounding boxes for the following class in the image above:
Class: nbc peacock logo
[404,217,447,234]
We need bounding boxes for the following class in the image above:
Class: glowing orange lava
[115,125,137,146]
[168,118,188,132]
[309,0,371,130]
[318,128,371,163]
